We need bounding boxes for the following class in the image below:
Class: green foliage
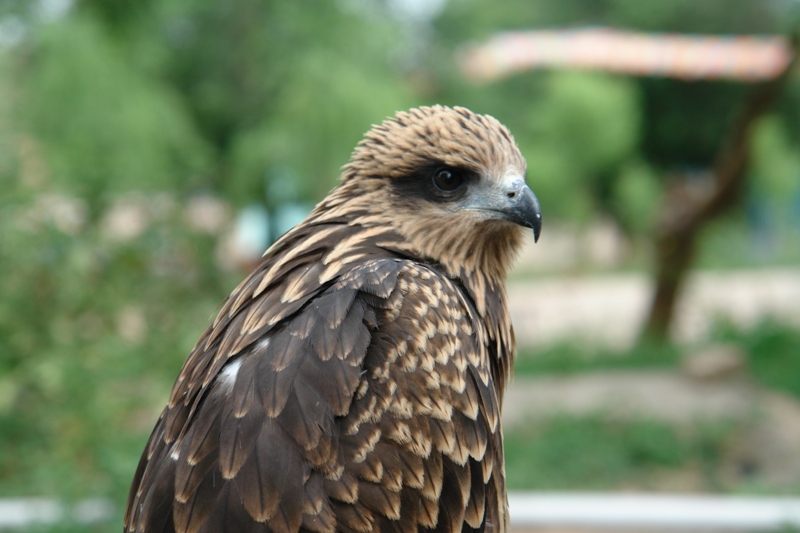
[515,340,680,376]
[611,159,661,234]
[752,115,800,200]
[712,321,800,399]
[522,72,641,222]
[504,415,728,490]
[533,72,641,175]
[152,0,413,205]
[439,0,783,38]
[227,50,414,206]
[0,187,235,503]
[20,16,211,201]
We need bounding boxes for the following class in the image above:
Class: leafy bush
[0,186,236,505]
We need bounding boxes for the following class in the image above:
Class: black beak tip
[490,181,542,241]
[523,187,542,243]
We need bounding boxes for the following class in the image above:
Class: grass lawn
[504,415,734,492]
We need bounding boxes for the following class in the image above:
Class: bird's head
[319,105,541,283]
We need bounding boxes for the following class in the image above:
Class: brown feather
[236,420,290,521]
[173,456,221,533]
[357,481,402,521]
[464,458,487,529]
[331,501,375,533]
[322,472,359,504]
[418,494,440,529]
[218,407,260,479]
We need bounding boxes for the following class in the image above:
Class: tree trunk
[641,38,797,342]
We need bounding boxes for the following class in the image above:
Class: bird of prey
[125,105,541,533]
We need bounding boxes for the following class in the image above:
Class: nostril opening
[507,191,517,199]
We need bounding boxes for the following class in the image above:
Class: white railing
[509,493,800,531]
[0,498,113,529]
[3,493,800,530]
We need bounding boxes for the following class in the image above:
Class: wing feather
[236,419,287,521]
[173,455,220,533]
[302,471,326,514]
[126,249,513,533]
[464,457,487,529]
[218,405,260,479]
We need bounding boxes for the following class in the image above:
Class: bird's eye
[433,168,464,192]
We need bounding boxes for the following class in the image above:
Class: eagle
[124,105,541,533]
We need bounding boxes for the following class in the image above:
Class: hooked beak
[503,181,542,242]
[465,177,542,242]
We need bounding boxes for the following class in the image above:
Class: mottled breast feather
[125,105,523,533]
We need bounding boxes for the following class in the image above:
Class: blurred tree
[19,14,211,205]
[143,0,413,204]
[524,72,641,224]
[434,0,800,340]
[642,54,797,339]
[12,0,414,207]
